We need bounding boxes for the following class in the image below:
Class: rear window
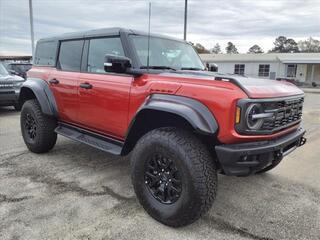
[57,40,84,72]
[34,41,58,66]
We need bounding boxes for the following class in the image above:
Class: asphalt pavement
[0,93,319,240]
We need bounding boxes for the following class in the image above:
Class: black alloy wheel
[144,153,182,204]
[24,113,37,141]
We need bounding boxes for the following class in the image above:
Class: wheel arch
[121,94,219,155]
[19,78,58,117]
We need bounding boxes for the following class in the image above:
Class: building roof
[200,53,320,64]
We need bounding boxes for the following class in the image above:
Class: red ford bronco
[20,28,306,227]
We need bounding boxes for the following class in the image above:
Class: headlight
[245,103,264,130]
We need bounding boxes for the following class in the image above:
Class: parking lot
[0,93,319,240]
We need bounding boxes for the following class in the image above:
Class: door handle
[80,82,93,89]
[49,78,59,84]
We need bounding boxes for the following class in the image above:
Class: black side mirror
[9,70,17,75]
[104,54,132,74]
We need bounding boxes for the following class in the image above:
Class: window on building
[258,64,270,77]
[87,37,124,73]
[34,41,58,66]
[286,64,297,78]
[57,40,84,72]
[234,64,245,75]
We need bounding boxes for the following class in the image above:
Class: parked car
[5,62,32,79]
[19,28,306,227]
[0,63,25,110]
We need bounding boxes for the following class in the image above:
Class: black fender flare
[19,78,58,117]
[136,94,218,134]
[122,94,218,155]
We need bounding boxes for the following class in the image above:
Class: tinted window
[58,40,84,71]
[87,37,124,73]
[34,41,57,66]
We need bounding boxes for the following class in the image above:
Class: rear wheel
[20,99,57,153]
[131,127,217,227]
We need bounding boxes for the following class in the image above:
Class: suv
[19,28,306,227]
[0,63,24,110]
[5,63,32,79]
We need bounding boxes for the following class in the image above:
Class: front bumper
[215,128,306,176]
[0,89,20,106]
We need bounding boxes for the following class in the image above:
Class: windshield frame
[128,34,205,71]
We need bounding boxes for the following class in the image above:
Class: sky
[1,0,320,55]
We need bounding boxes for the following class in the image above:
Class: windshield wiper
[180,67,203,71]
[140,66,177,71]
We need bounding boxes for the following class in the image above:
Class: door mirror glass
[104,54,132,74]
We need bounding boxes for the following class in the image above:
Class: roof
[200,53,320,64]
[38,27,184,43]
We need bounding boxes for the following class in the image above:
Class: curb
[302,88,320,94]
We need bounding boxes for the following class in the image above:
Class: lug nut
[145,181,148,184]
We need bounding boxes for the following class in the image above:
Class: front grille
[261,97,304,132]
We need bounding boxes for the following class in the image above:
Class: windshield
[0,63,9,77]
[130,35,205,70]
[11,64,32,73]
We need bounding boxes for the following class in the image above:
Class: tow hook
[299,137,307,146]
[274,150,283,161]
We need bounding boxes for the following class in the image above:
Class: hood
[0,74,24,82]
[227,75,304,98]
[158,71,304,99]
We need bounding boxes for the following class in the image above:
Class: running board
[55,123,123,155]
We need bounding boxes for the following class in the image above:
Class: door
[48,40,84,124]
[78,37,132,139]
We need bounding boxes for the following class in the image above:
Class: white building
[200,53,320,85]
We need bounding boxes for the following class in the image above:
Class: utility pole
[183,0,188,40]
[29,0,35,58]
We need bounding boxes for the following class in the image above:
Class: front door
[48,39,84,124]
[78,37,132,139]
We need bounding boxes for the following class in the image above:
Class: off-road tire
[131,127,217,227]
[20,99,57,153]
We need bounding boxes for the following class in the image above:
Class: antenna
[147,2,151,71]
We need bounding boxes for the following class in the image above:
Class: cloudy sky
[1,0,320,55]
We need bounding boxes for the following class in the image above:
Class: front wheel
[131,128,217,227]
[20,99,57,153]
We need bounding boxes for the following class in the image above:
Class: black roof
[38,27,185,43]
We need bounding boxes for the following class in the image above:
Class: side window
[87,37,124,73]
[234,64,245,75]
[34,41,57,66]
[258,64,270,77]
[58,40,84,72]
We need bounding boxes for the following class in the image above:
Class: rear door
[78,36,132,139]
[48,40,84,124]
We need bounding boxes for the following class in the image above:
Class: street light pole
[28,0,35,58]
[183,0,187,40]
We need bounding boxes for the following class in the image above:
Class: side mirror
[9,70,17,75]
[104,54,132,74]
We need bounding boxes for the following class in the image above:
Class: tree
[298,37,320,53]
[269,36,299,53]
[193,43,210,54]
[225,42,238,54]
[211,43,222,54]
[247,44,264,54]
